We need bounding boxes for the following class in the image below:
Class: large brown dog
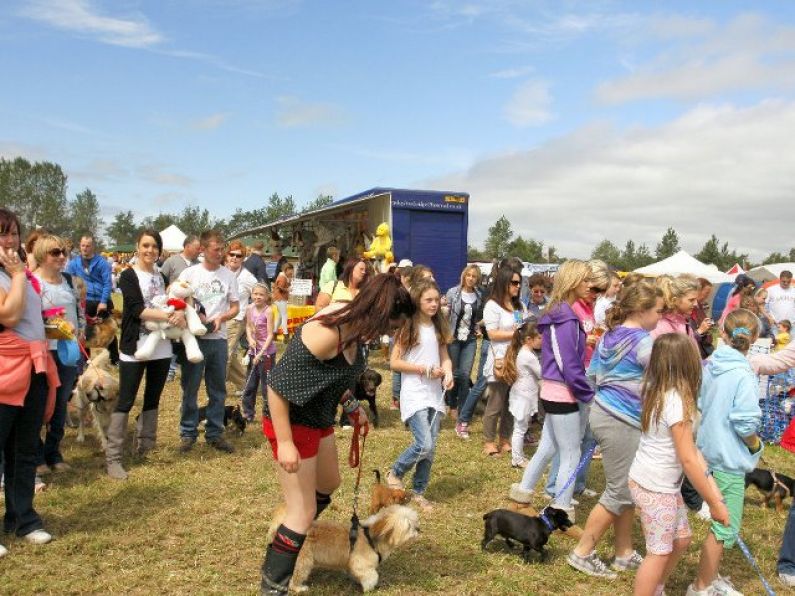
[73,349,120,451]
[84,315,119,350]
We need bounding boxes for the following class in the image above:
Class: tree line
[470,214,795,271]
[0,157,332,249]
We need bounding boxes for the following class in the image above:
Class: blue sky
[3,1,795,260]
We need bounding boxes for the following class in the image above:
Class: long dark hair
[502,322,540,385]
[490,267,518,311]
[314,274,415,348]
[0,208,25,261]
[340,257,370,288]
[395,278,451,350]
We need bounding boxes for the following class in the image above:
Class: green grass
[1,349,791,595]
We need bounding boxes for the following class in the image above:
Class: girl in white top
[628,333,728,596]
[503,322,542,468]
[387,279,453,511]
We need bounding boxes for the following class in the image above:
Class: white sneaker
[0,543,7,558]
[611,550,644,572]
[685,584,711,596]
[412,494,435,512]
[696,501,712,521]
[566,550,616,578]
[580,488,598,498]
[711,575,743,595]
[23,529,52,545]
[780,572,795,587]
[509,483,533,504]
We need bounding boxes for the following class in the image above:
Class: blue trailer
[234,187,469,292]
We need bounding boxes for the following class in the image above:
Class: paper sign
[290,278,313,297]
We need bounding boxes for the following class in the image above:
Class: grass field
[0,347,792,595]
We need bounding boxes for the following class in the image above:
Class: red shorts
[262,418,334,459]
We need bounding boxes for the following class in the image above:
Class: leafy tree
[484,216,513,259]
[696,234,723,268]
[634,243,654,268]
[69,188,102,243]
[0,157,69,236]
[106,210,138,246]
[655,227,680,260]
[507,235,545,263]
[467,244,487,261]
[264,193,296,222]
[301,193,333,213]
[591,239,621,267]
[139,212,178,233]
[175,205,217,237]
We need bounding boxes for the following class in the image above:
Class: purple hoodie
[538,303,594,403]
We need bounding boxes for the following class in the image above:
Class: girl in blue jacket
[687,309,763,596]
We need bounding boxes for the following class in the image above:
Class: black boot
[260,525,305,595]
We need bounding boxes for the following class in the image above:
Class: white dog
[73,349,120,451]
[134,280,206,363]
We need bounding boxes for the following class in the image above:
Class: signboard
[290,278,313,297]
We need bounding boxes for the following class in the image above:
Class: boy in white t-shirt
[766,271,795,323]
[177,231,239,454]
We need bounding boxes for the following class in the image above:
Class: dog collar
[539,510,555,532]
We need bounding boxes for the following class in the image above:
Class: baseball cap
[397,258,413,268]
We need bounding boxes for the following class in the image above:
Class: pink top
[247,304,276,356]
[540,379,576,404]
[572,299,596,366]
[651,312,698,346]
[720,293,742,323]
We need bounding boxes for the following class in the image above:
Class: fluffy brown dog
[267,504,419,593]
[371,469,410,514]
[73,349,120,451]
[84,315,119,350]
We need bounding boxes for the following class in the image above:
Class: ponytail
[722,308,759,354]
[502,323,539,385]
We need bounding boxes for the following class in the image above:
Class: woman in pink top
[720,273,756,323]
[572,260,612,368]
[651,274,712,346]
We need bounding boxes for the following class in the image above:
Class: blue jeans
[242,354,274,419]
[391,408,442,495]
[520,406,586,509]
[180,338,228,441]
[1,372,48,536]
[545,421,595,496]
[446,337,477,410]
[458,339,490,424]
[779,494,795,575]
[37,351,78,466]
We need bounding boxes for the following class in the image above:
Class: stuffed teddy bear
[134,280,207,363]
[363,222,394,271]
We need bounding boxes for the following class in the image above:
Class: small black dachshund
[745,468,795,513]
[198,404,247,436]
[482,507,573,562]
[339,368,383,428]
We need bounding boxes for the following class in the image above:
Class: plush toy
[134,280,207,363]
[363,222,394,270]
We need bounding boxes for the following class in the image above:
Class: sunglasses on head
[228,252,243,258]
[48,248,66,257]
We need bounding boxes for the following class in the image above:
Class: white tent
[160,224,187,252]
[748,262,795,283]
[634,250,734,284]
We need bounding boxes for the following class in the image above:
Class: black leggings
[116,358,171,413]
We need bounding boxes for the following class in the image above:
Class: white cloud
[137,164,193,187]
[503,79,553,126]
[489,65,535,79]
[21,0,163,48]
[597,13,795,103]
[190,112,230,130]
[275,96,345,128]
[427,100,795,261]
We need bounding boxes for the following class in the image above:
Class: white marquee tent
[634,250,734,284]
[748,262,795,283]
[160,224,187,252]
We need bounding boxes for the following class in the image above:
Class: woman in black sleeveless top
[261,274,413,595]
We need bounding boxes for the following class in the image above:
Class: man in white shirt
[766,270,795,323]
[177,230,239,454]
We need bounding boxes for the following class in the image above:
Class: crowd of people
[3,204,795,596]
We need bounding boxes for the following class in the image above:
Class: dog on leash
[745,468,795,513]
[482,507,573,562]
[72,349,120,451]
[340,369,383,428]
[370,470,411,514]
[267,504,420,592]
[197,404,247,435]
[84,314,119,350]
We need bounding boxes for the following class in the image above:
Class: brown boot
[106,412,129,480]
[133,409,159,456]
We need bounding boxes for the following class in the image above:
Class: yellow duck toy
[363,222,394,266]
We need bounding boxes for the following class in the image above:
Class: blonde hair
[640,333,701,432]
[722,308,760,354]
[547,260,591,313]
[605,280,662,330]
[502,322,540,386]
[587,259,611,292]
[395,278,451,350]
[32,234,66,265]
[458,264,482,288]
[656,274,699,312]
[621,272,645,288]
[251,282,272,304]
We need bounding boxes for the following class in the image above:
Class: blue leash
[550,443,598,502]
[735,532,776,596]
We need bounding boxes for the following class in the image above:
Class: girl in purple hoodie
[509,260,595,520]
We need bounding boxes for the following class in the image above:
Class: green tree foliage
[69,188,102,242]
[301,193,333,213]
[696,234,748,271]
[508,235,546,262]
[655,227,680,260]
[106,210,138,246]
[0,157,69,236]
[484,215,513,259]
[591,239,621,267]
[467,244,487,261]
[175,205,217,237]
[139,212,178,233]
[265,193,296,222]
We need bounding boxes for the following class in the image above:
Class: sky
[2,0,795,260]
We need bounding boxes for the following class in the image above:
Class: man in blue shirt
[66,234,117,363]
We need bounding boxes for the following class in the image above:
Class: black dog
[198,404,247,436]
[745,468,795,512]
[482,507,573,562]
[339,368,383,428]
